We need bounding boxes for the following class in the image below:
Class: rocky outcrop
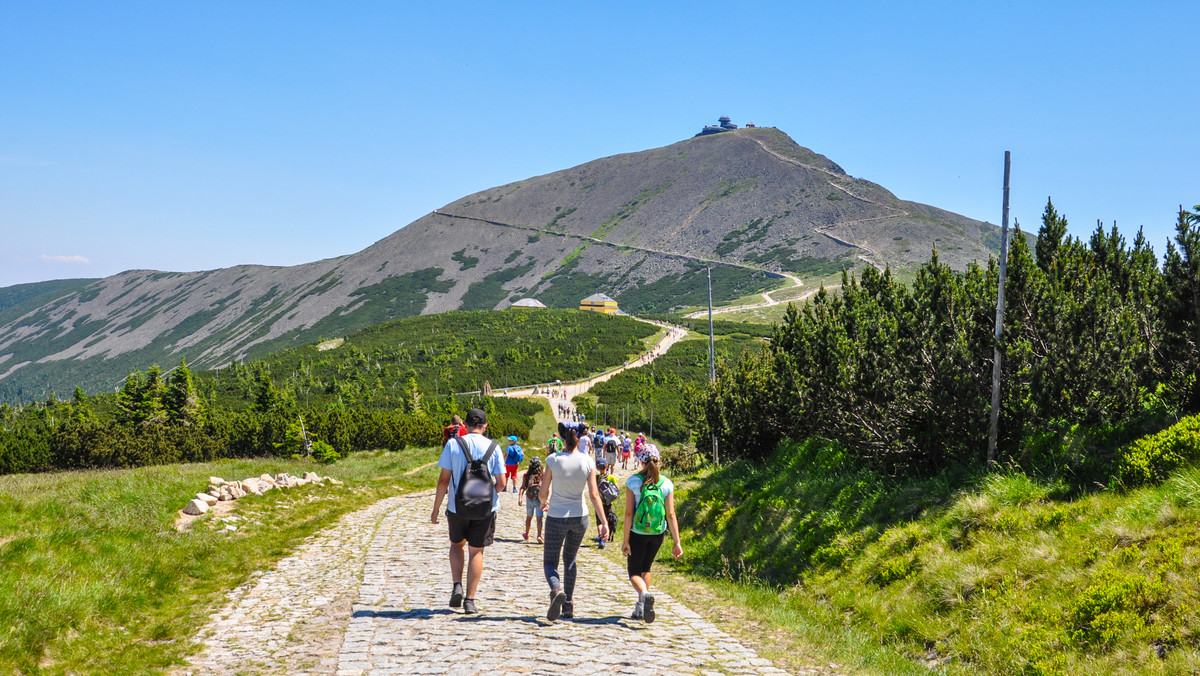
[180,472,341,516]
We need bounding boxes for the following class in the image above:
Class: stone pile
[182,471,344,515]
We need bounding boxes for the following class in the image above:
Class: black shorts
[627,531,665,577]
[446,510,496,548]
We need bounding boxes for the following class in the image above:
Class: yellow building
[579,293,619,314]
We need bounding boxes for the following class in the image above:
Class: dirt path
[493,320,687,426]
[182,487,791,675]
[683,273,805,319]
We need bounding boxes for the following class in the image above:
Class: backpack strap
[454,435,471,463]
[482,440,499,464]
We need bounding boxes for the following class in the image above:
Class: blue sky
[2,1,1197,288]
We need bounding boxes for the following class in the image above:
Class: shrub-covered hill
[202,308,658,410]
[0,309,655,475]
[677,425,1200,675]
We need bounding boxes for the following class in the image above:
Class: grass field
[671,439,1200,675]
[0,449,442,674]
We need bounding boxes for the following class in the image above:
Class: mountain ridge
[0,127,1005,401]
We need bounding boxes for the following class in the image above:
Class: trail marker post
[987,151,1012,467]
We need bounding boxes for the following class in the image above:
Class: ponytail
[639,457,660,486]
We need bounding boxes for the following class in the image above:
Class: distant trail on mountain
[433,209,773,276]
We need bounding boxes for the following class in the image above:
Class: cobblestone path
[185,489,792,675]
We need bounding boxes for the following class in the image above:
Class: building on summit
[695,116,739,137]
[579,293,619,315]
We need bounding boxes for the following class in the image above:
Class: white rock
[259,473,276,485]
[242,478,262,494]
[208,485,223,495]
[218,493,235,502]
[329,478,343,485]
[224,524,238,532]
[231,486,247,499]
[295,478,310,486]
[209,477,225,486]
[183,498,209,515]
[274,473,289,484]
[303,471,320,482]
[197,493,219,506]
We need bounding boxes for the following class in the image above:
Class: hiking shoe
[562,600,574,619]
[598,540,605,549]
[449,582,464,608]
[463,598,478,615]
[547,590,567,621]
[631,602,644,620]
[643,593,656,623]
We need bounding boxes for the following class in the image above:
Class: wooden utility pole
[987,151,1012,467]
[707,268,719,465]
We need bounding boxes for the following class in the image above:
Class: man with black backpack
[430,408,508,615]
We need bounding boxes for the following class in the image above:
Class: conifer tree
[166,358,205,426]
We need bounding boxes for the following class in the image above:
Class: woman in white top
[539,421,609,621]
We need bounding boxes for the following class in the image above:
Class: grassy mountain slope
[0,127,1001,402]
[677,438,1200,675]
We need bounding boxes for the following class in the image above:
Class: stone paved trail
[184,488,796,675]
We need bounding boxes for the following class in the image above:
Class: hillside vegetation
[0,310,644,475]
[677,435,1200,674]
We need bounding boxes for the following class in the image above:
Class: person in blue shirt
[430,408,508,615]
[504,435,524,493]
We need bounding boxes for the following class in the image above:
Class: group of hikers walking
[430,408,681,623]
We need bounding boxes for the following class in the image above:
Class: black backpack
[454,436,499,520]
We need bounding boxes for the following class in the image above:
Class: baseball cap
[465,408,487,426]
[508,435,519,442]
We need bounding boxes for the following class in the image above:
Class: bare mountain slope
[0,127,1003,401]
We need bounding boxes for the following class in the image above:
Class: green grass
[0,448,441,674]
[671,439,1200,675]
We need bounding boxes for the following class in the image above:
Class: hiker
[604,434,619,469]
[595,456,620,549]
[443,415,466,445]
[539,421,609,621]
[576,423,591,458]
[620,433,632,469]
[518,457,546,543]
[621,444,682,623]
[430,408,507,615]
[547,432,564,455]
[504,435,524,493]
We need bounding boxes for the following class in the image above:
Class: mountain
[0,127,1004,402]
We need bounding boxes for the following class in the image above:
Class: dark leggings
[627,531,665,577]
[543,516,589,598]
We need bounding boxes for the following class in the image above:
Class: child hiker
[518,457,546,543]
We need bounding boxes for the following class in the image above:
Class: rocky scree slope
[0,127,1001,401]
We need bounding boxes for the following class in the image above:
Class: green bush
[310,439,340,464]
[1114,414,1200,488]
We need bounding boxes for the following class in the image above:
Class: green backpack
[633,477,667,534]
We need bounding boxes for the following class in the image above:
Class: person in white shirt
[539,421,608,621]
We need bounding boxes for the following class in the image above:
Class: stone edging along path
[181,487,791,675]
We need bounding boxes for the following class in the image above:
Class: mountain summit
[0,127,1001,400]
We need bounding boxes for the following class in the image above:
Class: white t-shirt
[625,473,675,535]
[577,435,591,457]
[545,451,596,518]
